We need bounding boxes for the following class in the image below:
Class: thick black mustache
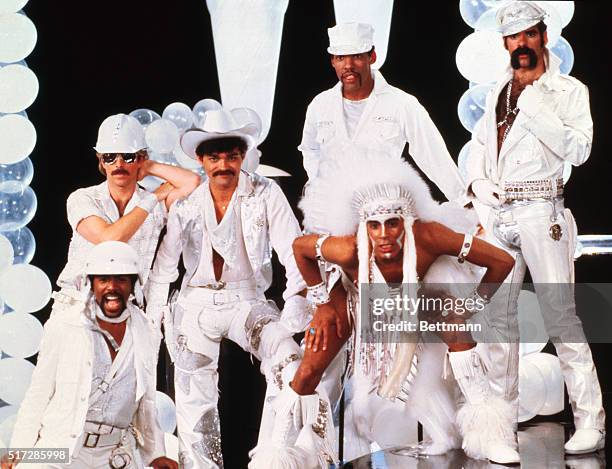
[213,169,235,177]
[510,47,538,69]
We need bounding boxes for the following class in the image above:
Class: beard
[510,47,538,69]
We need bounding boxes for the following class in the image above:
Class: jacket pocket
[315,125,336,144]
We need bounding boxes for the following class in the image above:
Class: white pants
[170,287,301,469]
[484,200,605,430]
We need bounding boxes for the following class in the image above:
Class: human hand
[150,456,178,469]
[517,84,544,117]
[153,182,175,202]
[305,303,344,352]
[471,179,502,207]
[1,453,18,469]
[259,321,294,358]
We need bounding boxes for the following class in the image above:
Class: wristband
[457,234,474,264]
[138,192,158,213]
[307,281,330,305]
[315,234,330,262]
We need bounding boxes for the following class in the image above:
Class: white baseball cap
[180,108,258,160]
[496,1,547,37]
[94,114,146,153]
[327,22,374,56]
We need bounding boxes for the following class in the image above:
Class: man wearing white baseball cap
[466,0,605,455]
[298,22,469,207]
[147,108,311,468]
[50,114,199,323]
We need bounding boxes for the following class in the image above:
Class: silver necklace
[497,79,519,143]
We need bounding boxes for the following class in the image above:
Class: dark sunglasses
[100,153,139,165]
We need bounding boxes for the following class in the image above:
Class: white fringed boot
[448,344,520,465]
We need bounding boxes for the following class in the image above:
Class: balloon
[456,31,508,84]
[0,183,37,231]
[0,114,36,164]
[0,357,34,405]
[0,227,35,264]
[457,142,471,183]
[0,264,51,312]
[518,290,548,357]
[164,433,179,460]
[0,64,39,113]
[518,358,547,422]
[155,391,177,434]
[148,150,179,167]
[474,7,499,31]
[0,157,33,188]
[459,0,492,28]
[0,414,17,448]
[162,102,195,132]
[145,119,179,154]
[0,405,18,425]
[551,36,574,75]
[0,0,29,14]
[230,107,262,139]
[523,352,564,416]
[538,3,563,47]
[128,108,161,129]
[0,13,37,63]
[173,145,201,170]
[0,312,43,358]
[192,98,222,127]
[0,233,14,273]
[536,1,574,28]
[457,84,492,133]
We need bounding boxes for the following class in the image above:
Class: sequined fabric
[192,409,224,468]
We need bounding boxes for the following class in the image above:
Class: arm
[416,222,515,300]
[465,117,488,193]
[140,159,200,209]
[10,319,62,449]
[518,81,593,166]
[297,102,321,181]
[72,183,173,244]
[401,97,469,204]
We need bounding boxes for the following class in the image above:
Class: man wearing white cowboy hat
[5,241,177,469]
[466,0,605,454]
[50,113,199,322]
[146,107,311,468]
[298,22,469,206]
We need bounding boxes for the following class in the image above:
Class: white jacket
[467,52,593,188]
[298,71,468,204]
[10,303,165,465]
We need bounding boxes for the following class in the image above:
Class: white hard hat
[327,22,374,56]
[94,114,146,153]
[84,241,142,284]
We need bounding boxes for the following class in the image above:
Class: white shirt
[59,181,167,290]
[343,97,368,139]
[299,71,469,205]
[466,52,592,188]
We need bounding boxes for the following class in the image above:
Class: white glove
[279,295,312,333]
[259,321,295,358]
[471,179,502,207]
[517,83,544,117]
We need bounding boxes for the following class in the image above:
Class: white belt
[183,284,258,305]
[501,177,564,202]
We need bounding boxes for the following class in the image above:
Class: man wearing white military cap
[466,0,605,455]
[298,22,469,206]
[147,107,311,468]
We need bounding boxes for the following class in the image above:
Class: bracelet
[315,234,330,262]
[138,192,159,213]
[457,234,474,264]
[307,281,330,305]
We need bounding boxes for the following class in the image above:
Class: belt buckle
[84,432,100,448]
[213,292,226,306]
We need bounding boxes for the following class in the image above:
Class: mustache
[342,70,358,78]
[111,168,129,176]
[510,47,538,69]
[212,169,235,177]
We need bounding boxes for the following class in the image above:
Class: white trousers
[170,287,301,469]
[484,200,605,430]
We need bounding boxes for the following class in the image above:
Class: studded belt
[501,178,563,202]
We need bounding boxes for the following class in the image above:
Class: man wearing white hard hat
[466,0,605,454]
[6,242,177,469]
[49,114,199,322]
[298,22,469,206]
[147,108,310,468]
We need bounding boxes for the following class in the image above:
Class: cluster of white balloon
[454,1,572,423]
[455,0,576,184]
[0,0,53,448]
[128,99,272,193]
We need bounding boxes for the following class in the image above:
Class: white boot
[448,345,520,465]
[564,429,605,455]
[294,392,338,469]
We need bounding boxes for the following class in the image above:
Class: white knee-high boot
[448,344,520,464]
